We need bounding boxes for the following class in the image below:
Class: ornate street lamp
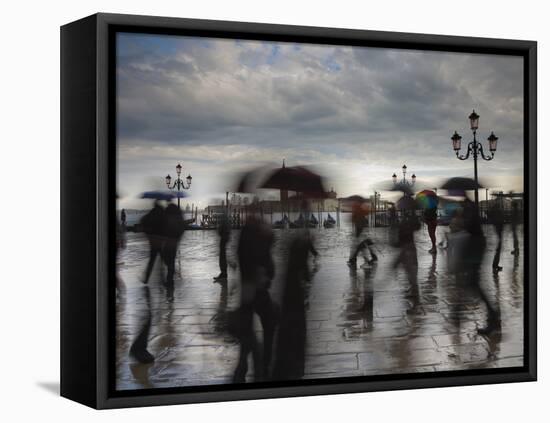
[392,164,416,187]
[166,163,192,209]
[451,109,498,211]
[469,110,480,131]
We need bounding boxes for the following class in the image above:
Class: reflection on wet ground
[116,223,523,390]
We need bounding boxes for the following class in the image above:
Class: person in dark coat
[162,203,185,291]
[461,199,500,334]
[423,207,438,254]
[140,201,165,284]
[488,201,505,272]
[510,201,521,256]
[214,212,231,282]
[392,209,421,309]
[272,229,318,380]
[348,201,377,267]
[232,215,278,383]
[129,286,154,363]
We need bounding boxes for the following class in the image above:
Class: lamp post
[392,164,416,187]
[451,110,498,211]
[165,163,192,209]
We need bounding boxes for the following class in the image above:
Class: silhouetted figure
[423,207,438,254]
[121,208,127,227]
[392,209,421,309]
[140,201,165,284]
[115,216,127,298]
[214,212,231,282]
[348,202,377,267]
[510,201,521,256]
[233,216,278,383]
[211,277,229,335]
[162,204,185,294]
[488,202,504,272]
[461,199,500,334]
[360,259,376,329]
[388,205,397,226]
[129,286,154,363]
[273,230,318,380]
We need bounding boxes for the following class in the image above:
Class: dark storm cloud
[117,35,522,153]
[116,33,524,207]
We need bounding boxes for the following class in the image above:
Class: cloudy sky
[116,32,524,209]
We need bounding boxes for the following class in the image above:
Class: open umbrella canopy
[344,194,367,203]
[261,165,327,198]
[233,166,272,193]
[396,195,417,210]
[377,180,415,196]
[416,189,438,209]
[441,177,483,191]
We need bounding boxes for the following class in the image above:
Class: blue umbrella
[140,190,186,201]
[172,191,188,198]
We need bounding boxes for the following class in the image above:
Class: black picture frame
[60,12,537,409]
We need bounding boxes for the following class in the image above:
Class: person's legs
[233,336,252,383]
[492,224,503,271]
[143,242,160,284]
[164,248,176,288]
[428,222,437,252]
[348,236,359,264]
[233,306,254,383]
[130,287,154,363]
[511,224,520,255]
[403,246,420,309]
[469,267,501,333]
[254,290,277,380]
[349,239,368,265]
[215,239,228,280]
[365,238,378,262]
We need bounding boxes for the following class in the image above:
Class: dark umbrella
[261,165,327,198]
[233,166,272,193]
[440,177,483,196]
[344,194,367,203]
[396,195,417,210]
[377,180,415,196]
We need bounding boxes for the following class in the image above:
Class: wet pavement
[116,222,524,390]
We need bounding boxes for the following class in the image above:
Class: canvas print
[114,32,524,391]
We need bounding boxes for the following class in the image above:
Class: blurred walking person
[116,210,127,298]
[273,229,318,380]
[488,201,504,272]
[140,200,165,284]
[423,207,438,254]
[214,211,231,282]
[129,286,154,363]
[510,201,521,256]
[461,199,501,334]
[120,208,127,227]
[232,214,278,383]
[392,207,421,309]
[348,199,377,268]
[162,203,186,294]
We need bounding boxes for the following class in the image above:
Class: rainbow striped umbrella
[415,190,438,209]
